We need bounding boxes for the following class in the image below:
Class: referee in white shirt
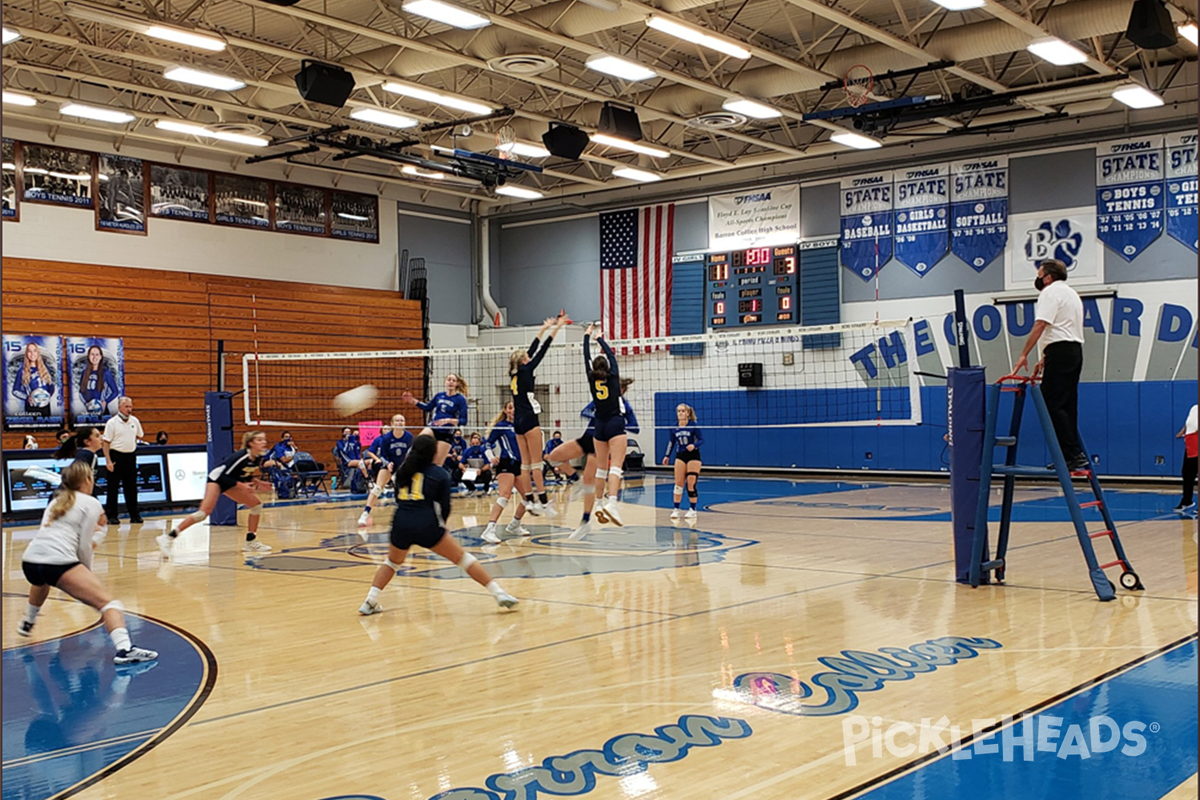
[1014,258,1088,471]
[102,396,145,524]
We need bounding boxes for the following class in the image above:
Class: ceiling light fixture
[60,103,135,123]
[163,65,245,91]
[585,54,657,82]
[1111,84,1165,108]
[612,166,662,182]
[155,119,269,146]
[1178,22,1198,45]
[350,107,420,129]
[498,141,551,159]
[381,82,493,115]
[928,0,985,10]
[2,91,37,106]
[721,98,781,119]
[401,0,491,29]
[2,27,20,44]
[590,133,668,158]
[645,16,751,60]
[830,130,882,149]
[64,2,226,50]
[1026,37,1089,66]
[496,185,544,199]
[401,165,446,179]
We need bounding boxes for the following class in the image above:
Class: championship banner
[894,164,949,277]
[708,184,800,250]
[1097,136,1164,261]
[67,337,124,425]
[1166,132,1198,253]
[951,156,1008,272]
[840,171,893,281]
[3,335,65,429]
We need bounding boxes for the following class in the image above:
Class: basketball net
[495,125,516,160]
[844,65,874,108]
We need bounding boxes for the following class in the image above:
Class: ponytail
[396,434,436,491]
[47,462,93,523]
[55,427,99,460]
[589,355,609,382]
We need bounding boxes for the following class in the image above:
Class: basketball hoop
[495,124,516,159]
[844,64,874,108]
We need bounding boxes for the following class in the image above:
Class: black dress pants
[105,449,140,521]
[1041,341,1083,462]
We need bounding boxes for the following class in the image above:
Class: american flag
[599,204,674,352]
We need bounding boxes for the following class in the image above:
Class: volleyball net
[242,318,924,439]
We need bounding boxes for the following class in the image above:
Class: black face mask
[1034,276,1045,291]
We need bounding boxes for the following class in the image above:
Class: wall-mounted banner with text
[950,156,1008,272]
[67,336,124,425]
[840,171,893,282]
[3,334,65,430]
[1096,136,1164,261]
[894,164,949,277]
[707,184,799,250]
[1166,132,1198,253]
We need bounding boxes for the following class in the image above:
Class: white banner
[1004,206,1104,290]
[708,184,799,249]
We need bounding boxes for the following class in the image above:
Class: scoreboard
[706,245,798,329]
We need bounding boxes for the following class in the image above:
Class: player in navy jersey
[663,404,704,520]
[358,414,415,528]
[335,427,370,485]
[403,372,469,465]
[508,312,570,516]
[459,432,493,495]
[157,430,279,557]
[480,401,534,544]
[583,324,627,526]
[54,426,103,471]
[358,431,517,615]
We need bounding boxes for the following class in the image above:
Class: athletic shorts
[495,457,521,477]
[431,428,455,443]
[389,517,445,551]
[514,412,540,435]
[576,433,595,455]
[23,561,80,587]
[592,415,627,443]
[676,449,702,464]
[210,477,251,493]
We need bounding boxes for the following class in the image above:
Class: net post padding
[242,318,924,432]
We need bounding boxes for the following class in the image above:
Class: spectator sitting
[156,430,169,445]
[460,433,493,497]
[543,430,565,481]
[23,434,38,450]
[272,431,297,469]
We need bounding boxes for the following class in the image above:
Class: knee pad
[686,474,698,489]
[531,462,543,471]
[369,484,383,498]
[496,495,509,508]
[595,468,609,482]
[99,599,125,614]
[673,486,684,498]
[457,552,477,571]
[609,467,623,480]
[581,484,595,496]
[688,489,698,501]
[547,460,563,469]
[188,510,207,523]
[247,506,262,519]
[384,559,403,572]
[521,463,533,472]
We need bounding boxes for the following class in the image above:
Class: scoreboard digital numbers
[706,245,798,329]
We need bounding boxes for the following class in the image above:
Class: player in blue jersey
[12,341,56,414]
[334,427,370,488]
[508,312,570,516]
[358,414,415,528]
[358,430,517,615]
[157,430,279,557]
[459,432,493,496]
[663,404,704,520]
[480,401,534,544]
[403,372,469,466]
[583,324,627,526]
[78,345,120,416]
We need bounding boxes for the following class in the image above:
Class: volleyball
[333,384,378,417]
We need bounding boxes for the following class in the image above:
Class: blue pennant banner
[951,156,1008,272]
[1097,136,1164,261]
[1166,132,1198,253]
[894,164,949,277]
[840,171,893,282]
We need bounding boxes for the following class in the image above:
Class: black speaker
[1126,0,1177,49]
[542,122,589,160]
[738,362,763,388]
[597,102,643,142]
[294,60,355,108]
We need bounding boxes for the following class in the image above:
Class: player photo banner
[66,337,124,425]
[1097,136,1164,261]
[1165,132,1198,253]
[97,154,146,233]
[894,164,949,277]
[150,163,211,222]
[330,191,379,241]
[22,144,94,208]
[2,139,18,220]
[274,183,328,235]
[3,335,65,430]
[951,156,1008,272]
[840,171,893,282]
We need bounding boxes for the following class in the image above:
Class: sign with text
[708,184,799,249]
[894,164,949,277]
[840,171,893,281]
[951,156,1008,272]
[1096,136,1164,261]
[1165,132,1198,253]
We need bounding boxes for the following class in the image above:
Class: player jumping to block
[664,404,704,520]
[158,430,279,557]
[509,312,570,516]
[583,324,627,527]
[358,430,518,615]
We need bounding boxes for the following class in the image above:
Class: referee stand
[966,375,1145,602]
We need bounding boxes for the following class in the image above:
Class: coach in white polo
[102,396,145,524]
[1014,258,1087,471]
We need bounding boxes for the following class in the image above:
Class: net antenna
[844,64,874,108]
[494,124,517,160]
